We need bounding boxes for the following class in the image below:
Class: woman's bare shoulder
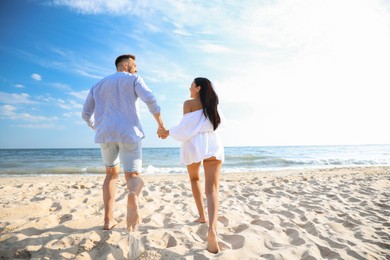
[186,99,202,107]
[183,99,202,114]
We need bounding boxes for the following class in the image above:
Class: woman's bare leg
[203,157,222,253]
[187,162,206,223]
[103,165,120,230]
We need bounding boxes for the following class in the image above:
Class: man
[82,54,165,231]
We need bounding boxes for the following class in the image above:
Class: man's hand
[157,127,168,139]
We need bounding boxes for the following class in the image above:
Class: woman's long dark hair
[194,77,221,130]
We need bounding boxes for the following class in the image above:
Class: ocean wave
[2,161,389,176]
[1,145,389,176]
[224,156,390,168]
[0,166,106,175]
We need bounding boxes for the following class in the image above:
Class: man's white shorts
[100,142,142,173]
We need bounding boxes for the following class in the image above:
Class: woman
[158,77,224,254]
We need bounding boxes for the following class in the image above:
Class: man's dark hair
[115,54,136,68]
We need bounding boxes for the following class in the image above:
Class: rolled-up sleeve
[134,76,160,114]
[82,89,95,128]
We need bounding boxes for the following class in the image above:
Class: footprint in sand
[49,202,62,212]
[315,243,342,259]
[298,221,319,236]
[196,224,208,240]
[79,233,99,251]
[319,234,347,249]
[285,228,305,246]
[147,231,178,248]
[30,195,47,202]
[271,209,295,219]
[220,234,245,250]
[233,223,250,233]
[218,215,229,227]
[250,219,274,230]
[59,214,73,224]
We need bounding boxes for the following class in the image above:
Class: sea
[0,144,389,176]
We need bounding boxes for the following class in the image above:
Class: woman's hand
[157,127,169,139]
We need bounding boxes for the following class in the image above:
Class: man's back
[82,71,159,144]
[92,72,138,128]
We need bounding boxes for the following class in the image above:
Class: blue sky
[1,0,390,148]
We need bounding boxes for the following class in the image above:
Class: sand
[0,166,389,259]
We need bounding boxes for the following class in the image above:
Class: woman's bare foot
[194,217,206,223]
[207,229,220,254]
[103,219,117,230]
[127,192,140,232]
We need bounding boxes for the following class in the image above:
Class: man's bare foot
[194,217,206,223]
[103,219,117,230]
[207,229,220,254]
[127,192,140,232]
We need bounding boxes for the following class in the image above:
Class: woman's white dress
[169,109,224,166]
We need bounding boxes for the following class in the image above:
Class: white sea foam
[1,145,389,176]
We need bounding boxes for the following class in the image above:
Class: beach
[0,166,389,259]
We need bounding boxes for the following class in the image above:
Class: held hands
[157,126,169,139]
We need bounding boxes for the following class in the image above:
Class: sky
[1,0,390,149]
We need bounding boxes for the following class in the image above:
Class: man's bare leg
[125,172,144,232]
[103,165,120,230]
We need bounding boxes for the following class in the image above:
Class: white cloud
[173,28,191,36]
[15,123,56,129]
[144,63,191,83]
[197,42,230,53]
[74,69,103,79]
[44,0,390,146]
[58,99,82,110]
[68,90,90,100]
[31,73,42,81]
[48,82,72,91]
[36,95,83,110]
[63,111,81,118]
[50,0,136,14]
[50,47,110,78]
[9,47,109,80]
[149,0,390,145]
[210,0,390,146]
[1,104,17,113]
[0,104,58,122]
[0,92,37,104]
[14,84,24,89]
